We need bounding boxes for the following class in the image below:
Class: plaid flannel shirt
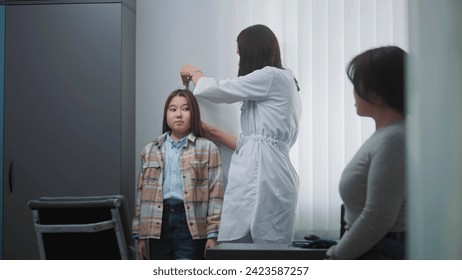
[132,132,224,240]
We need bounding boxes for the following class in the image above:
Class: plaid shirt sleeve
[131,153,145,239]
[205,142,224,236]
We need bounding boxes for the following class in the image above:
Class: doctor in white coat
[181,24,301,244]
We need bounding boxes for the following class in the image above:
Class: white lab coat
[194,66,301,243]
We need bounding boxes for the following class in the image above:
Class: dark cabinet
[2,0,135,259]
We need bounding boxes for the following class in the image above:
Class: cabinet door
[4,3,123,259]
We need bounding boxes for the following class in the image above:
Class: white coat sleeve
[193,68,273,104]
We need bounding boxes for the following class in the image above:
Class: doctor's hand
[201,121,237,151]
[180,64,203,85]
[201,121,215,140]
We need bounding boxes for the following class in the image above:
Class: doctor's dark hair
[346,46,406,114]
[237,24,283,77]
[162,89,204,137]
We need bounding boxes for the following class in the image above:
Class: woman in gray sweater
[326,46,407,259]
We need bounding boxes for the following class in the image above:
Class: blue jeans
[357,233,406,260]
[148,200,206,260]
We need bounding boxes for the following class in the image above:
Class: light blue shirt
[162,133,218,239]
[162,133,187,201]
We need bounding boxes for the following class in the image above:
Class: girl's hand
[137,239,149,260]
[204,238,218,258]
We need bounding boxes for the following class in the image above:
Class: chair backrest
[28,195,135,260]
[340,204,346,238]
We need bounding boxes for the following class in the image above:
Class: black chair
[340,204,346,238]
[28,195,135,260]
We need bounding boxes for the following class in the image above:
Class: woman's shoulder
[257,66,293,76]
[368,121,405,154]
[247,67,295,90]
[378,121,405,141]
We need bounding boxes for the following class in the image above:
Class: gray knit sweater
[327,120,406,259]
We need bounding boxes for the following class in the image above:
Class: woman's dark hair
[346,46,406,114]
[237,24,283,77]
[162,89,203,137]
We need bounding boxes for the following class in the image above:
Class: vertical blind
[232,0,408,238]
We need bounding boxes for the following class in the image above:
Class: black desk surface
[206,243,327,260]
